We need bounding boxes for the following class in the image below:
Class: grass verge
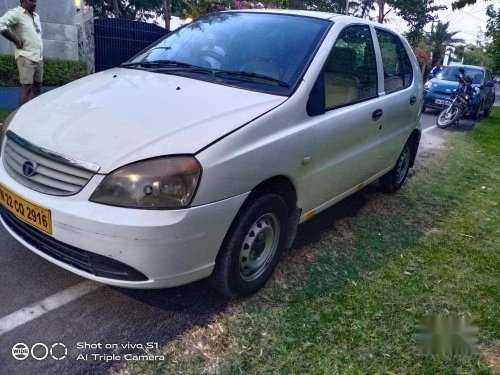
[127,109,500,374]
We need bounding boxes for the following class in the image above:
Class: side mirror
[307,71,326,117]
[479,85,484,90]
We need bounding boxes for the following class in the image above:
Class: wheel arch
[408,129,421,168]
[225,176,300,253]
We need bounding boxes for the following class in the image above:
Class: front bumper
[423,91,452,110]
[0,158,249,288]
[423,90,480,114]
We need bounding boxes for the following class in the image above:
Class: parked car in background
[0,10,422,297]
[423,65,496,118]
[494,76,500,84]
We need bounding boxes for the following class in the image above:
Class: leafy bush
[0,54,87,87]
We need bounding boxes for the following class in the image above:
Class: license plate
[0,184,52,235]
[435,99,452,105]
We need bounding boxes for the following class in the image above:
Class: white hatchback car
[0,10,422,297]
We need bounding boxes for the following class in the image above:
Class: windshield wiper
[214,70,290,88]
[120,62,290,88]
[120,60,217,79]
[120,60,195,68]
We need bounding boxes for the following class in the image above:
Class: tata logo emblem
[22,161,38,177]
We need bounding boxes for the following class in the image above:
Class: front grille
[435,91,452,96]
[2,131,99,196]
[0,206,148,282]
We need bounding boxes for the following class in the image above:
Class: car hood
[8,68,286,173]
[429,78,480,93]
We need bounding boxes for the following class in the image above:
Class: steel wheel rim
[396,146,410,185]
[239,213,280,282]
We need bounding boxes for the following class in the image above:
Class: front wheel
[210,193,289,297]
[437,105,461,128]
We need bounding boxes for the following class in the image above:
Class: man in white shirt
[0,0,43,106]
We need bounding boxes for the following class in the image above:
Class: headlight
[90,157,201,209]
[0,109,19,150]
[424,82,432,90]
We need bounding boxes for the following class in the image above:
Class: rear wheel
[437,105,461,128]
[380,141,413,193]
[210,193,289,297]
[484,107,491,117]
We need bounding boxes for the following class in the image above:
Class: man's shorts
[16,56,43,85]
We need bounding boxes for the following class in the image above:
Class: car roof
[444,65,486,71]
[222,10,400,33]
[224,9,340,20]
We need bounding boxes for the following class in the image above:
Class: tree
[86,0,163,21]
[389,0,446,47]
[376,0,394,23]
[350,0,376,19]
[463,45,493,67]
[162,0,171,31]
[485,4,500,71]
[86,0,187,30]
[451,0,490,11]
[428,21,464,66]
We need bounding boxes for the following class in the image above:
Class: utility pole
[345,0,349,15]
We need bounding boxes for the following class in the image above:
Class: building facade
[0,0,79,60]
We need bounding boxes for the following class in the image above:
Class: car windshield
[125,12,331,95]
[437,67,484,84]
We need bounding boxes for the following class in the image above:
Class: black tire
[484,107,491,117]
[210,193,289,297]
[379,141,413,193]
[472,108,480,121]
[437,105,461,128]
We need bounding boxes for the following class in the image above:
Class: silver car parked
[0,10,422,297]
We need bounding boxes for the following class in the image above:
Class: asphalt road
[0,109,487,374]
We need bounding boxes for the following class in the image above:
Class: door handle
[372,109,383,120]
[410,96,417,105]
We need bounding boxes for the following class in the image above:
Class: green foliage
[0,55,87,87]
[486,5,500,72]
[0,54,17,87]
[85,0,163,21]
[85,0,196,22]
[451,0,477,10]
[463,45,493,68]
[428,21,464,66]
[390,0,447,47]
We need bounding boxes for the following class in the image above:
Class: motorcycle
[436,68,480,128]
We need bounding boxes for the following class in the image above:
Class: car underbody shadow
[292,185,376,250]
